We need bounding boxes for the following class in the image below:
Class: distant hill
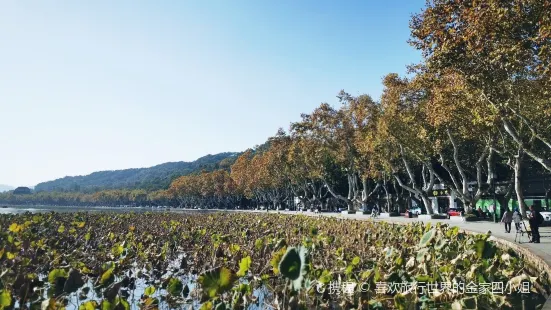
[13,187,32,195]
[34,152,240,192]
[0,184,14,193]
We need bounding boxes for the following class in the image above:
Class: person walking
[512,208,523,231]
[488,204,495,220]
[501,208,513,233]
[528,205,544,243]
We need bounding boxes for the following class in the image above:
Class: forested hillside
[34,152,239,192]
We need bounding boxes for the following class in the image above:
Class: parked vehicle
[409,207,422,215]
[447,208,464,218]
[526,210,551,226]
[540,211,551,225]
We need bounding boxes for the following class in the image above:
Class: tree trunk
[393,174,435,215]
[502,118,551,172]
[323,178,355,211]
[382,178,390,212]
[497,179,514,219]
[420,196,433,215]
[393,145,436,214]
[347,174,354,201]
[514,149,528,217]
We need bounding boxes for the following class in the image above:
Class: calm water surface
[0,205,175,214]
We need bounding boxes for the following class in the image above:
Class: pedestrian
[512,208,523,231]
[528,205,544,243]
[477,207,484,218]
[501,208,513,233]
[371,205,379,218]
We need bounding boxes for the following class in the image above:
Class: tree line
[2,0,550,216]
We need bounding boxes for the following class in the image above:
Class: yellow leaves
[79,266,92,274]
[0,249,14,260]
[0,289,11,309]
[197,267,236,299]
[78,301,98,310]
[270,247,288,274]
[112,243,124,257]
[72,221,86,228]
[236,256,252,277]
[170,168,238,202]
[8,223,23,233]
[228,244,240,255]
[99,268,114,286]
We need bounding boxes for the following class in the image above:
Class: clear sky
[0,0,424,187]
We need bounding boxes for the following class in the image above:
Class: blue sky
[0,0,424,187]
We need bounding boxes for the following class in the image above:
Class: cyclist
[371,205,379,218]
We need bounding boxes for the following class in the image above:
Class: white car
[540,211,551,225]
[526,210,551,225]
[409,207,422,215]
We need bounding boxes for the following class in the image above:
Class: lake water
[0,205,176,214]
[2,206,272,310]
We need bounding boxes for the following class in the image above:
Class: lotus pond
[0,212,548,310]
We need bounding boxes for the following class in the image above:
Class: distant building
[13,187,32,195]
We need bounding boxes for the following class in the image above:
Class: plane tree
[342,91,388,211]
[258,130,294,209]
[290,101,361,211]
[409,0,551,174]
[410,70,500,213]
[376,73,438,214]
